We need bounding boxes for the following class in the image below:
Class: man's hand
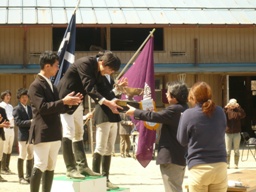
[114,77,128,94]
[125,104,136,116]
[117,77,128,87]
[0,120,10,128]
[62,91,83,106]
[103,99,122,114]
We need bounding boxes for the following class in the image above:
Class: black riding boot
[42,170,54,192]
[73,140,100,176]
[18,158,29,184]
[5,153,14,174]
[92,152,102,174]
[26,158,34,182]
[0,161,7,182]
[1,153,7,173]
[62,138,84,179]
[102,155,119,190]
[30,167,42,192]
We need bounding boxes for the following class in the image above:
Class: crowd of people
[0,50,248,192]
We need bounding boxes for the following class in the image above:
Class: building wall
[0,27,256,65]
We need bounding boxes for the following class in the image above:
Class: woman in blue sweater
[177,81,227,192]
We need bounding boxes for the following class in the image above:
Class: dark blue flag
[52,13,76,85]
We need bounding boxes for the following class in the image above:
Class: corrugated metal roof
[0,0,256,25]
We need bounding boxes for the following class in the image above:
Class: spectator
[13,88,33,184]
[0,108,10,182]
[119,113,133,158]
[224,98,246,169]
[177,81,227,192]
[0,90,15,174]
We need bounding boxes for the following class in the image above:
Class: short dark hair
[16,88,28,99]
[167,81,188,104]
[39,51,59,69]
[97,50,121,72]
[1,90,11,100]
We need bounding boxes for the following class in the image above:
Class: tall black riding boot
[102,155,119,190]
[73,140,100,176]
[92,152,102,174]
[18,158,29,184]
[0,161,7,182]
[30,167,42,192]
[26,158,34,182]
[42,170,54,192]
[62,138,84,179]
[5,153,14,174]
[1,153,7,173]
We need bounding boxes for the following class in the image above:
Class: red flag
[122,36,156,167]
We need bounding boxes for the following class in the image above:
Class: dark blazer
[0,107,9,140]
[13,103,32,141]
[134,103,188,166]
[57,56,104,114]
[94,75,121,125]
[28,75,69,144]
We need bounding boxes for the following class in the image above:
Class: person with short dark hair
[177,82,227,192]
[13,88,33,184]
[28,51,83,192]
[57,51,126,179]
[126,81,189,192]
[0,90,14,175]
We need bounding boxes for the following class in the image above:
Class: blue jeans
[225,133,241,156]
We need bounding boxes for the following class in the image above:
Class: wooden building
[0,0,256,137]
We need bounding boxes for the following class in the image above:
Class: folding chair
[240,132,256,161]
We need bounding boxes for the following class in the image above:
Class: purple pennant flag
[122,36,156,167]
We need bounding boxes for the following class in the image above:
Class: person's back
[177,81,227,192]
[179,104,226,169]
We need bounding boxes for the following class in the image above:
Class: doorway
[229,76,256,136]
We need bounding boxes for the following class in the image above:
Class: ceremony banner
[122,36,157,168]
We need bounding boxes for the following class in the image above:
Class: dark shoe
[81,167,101,176]
[121,154,125,158]
[126,154,131,158]
[19,178,29,184]
[0,175,7,182]
[66,169,85,179]
[3,168,14,175]
[107,181,119,190]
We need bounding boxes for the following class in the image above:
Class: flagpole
[88,96,95,154]
[115,28,156,81]
[73,0,81,14]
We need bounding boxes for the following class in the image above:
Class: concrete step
[107,188,130,192]
[51,175,106,192]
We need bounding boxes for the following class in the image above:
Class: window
[110,28,163,51]
[52,27,106,51]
